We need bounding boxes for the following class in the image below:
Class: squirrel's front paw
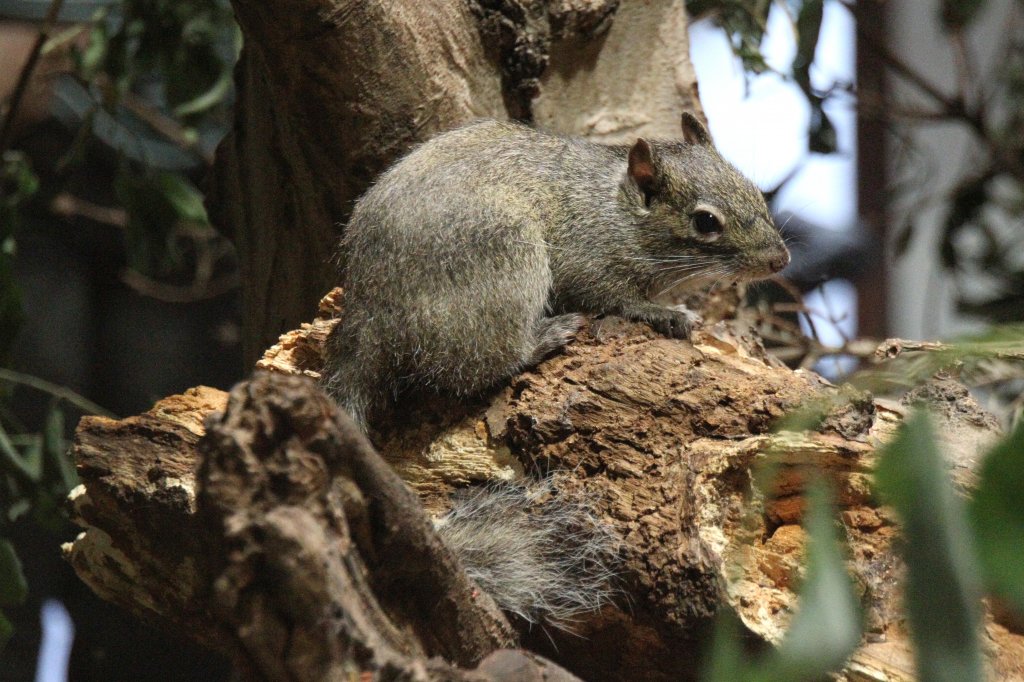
[624,305,695,340]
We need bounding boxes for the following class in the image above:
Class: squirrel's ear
[628,138,657,197]
[680,112,712,146]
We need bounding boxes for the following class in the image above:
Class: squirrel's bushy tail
[434,481,621,629]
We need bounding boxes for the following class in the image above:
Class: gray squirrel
[322,113,790,626]
[323,113,789,431]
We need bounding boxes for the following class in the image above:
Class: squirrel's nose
[768,249,791,273]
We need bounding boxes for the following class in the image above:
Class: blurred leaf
[76,15,109,79]
[1,152,40,205]
[874,411,984,682]
[970,420,1024,617]
[957,294,1024,323]
[155,171,208,223]
[5,496,31,524]
[43,404,77,494]
[939,0,989,31]
[17,436,43,483]
[42,24,86,57]
[172,60,234,117]
[706,479,860,682]
[941,175,991,270]
[764,480,861,680]
[705,610,746,682]
[793,0,823,96]
[0,425,35,485]
[115,168,208,278]
[166,43,223,111]
[0,539,27,606]
[687,0,772,74]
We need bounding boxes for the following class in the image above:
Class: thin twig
[0,0,66,161]
[51,192,128,227]
[0,424,36,484]
[119,268,240,303]
[844,0,1024,180]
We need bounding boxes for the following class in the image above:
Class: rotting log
[66,290,1024,681]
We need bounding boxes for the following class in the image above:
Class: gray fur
[322,117,789,430]
[433,481,620,628]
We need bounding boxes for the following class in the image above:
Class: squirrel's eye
[693,211,723,238]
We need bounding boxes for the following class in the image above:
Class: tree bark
[65,291,1024,681]
[207,0,701,365]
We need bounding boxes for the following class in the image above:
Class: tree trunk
[206,0,701,365]
[65,291,1024,681]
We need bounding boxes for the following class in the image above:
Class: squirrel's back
[324,120,628,429]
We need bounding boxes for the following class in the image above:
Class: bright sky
[689,2,857,231]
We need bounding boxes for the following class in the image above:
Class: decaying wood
[68,372,588,681]
[66,289,1024,681]
[196,373,523,678]
[208,0,701,364]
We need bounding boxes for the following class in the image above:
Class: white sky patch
[689,2,856,230]
[36,600,74,682]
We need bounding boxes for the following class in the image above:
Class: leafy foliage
[687,0,774,74]
[884,1,1024,322]
[0,0,237,650]
[693,0,1024,321]
[686,0,839,155]
[0,538,26,648]
[970,418,1024,617]
[874,411,985,682]
[55,0,238,283]
[0,397,84,650]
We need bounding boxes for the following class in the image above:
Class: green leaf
[155,172,208,224]
[43,404,78,494]
[793,0,824,96]
[17,436,43,483]
[0,539,27,606]
[705,610,747,682]
[705,480,860,682]
[1,151,40,206]
[171,61,234,117]
[115,168,208,278]
[970,419,1024,617]
[0,424,36,485]
[77,16,109,79]
[874,411,984,682]
[764,480,861,680]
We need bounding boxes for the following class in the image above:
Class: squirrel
[322,113,789,432]
[321,113,790,626]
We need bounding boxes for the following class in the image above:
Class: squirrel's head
[624,113,790,289]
